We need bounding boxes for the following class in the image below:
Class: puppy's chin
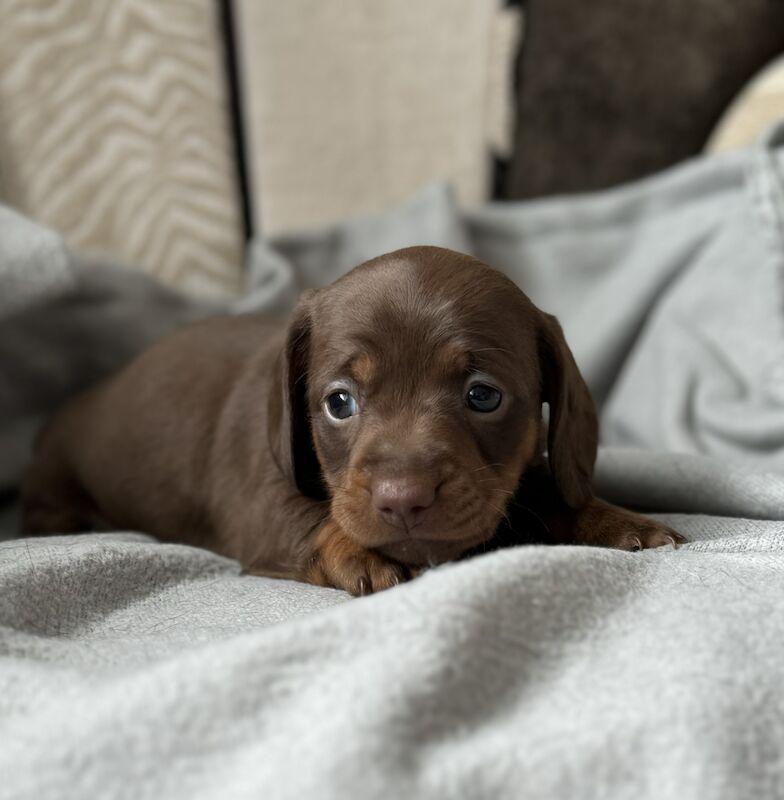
[366,528,491,566]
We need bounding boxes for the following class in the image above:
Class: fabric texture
[4,518,784,800]
[2,125,784,799]
[0,205,74,321]
[506,0,784,198]
[234,0,520,235]
[0,0,244,296]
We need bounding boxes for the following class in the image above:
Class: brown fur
[21,247,685,595]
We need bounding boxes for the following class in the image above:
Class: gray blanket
[2,123,784,800]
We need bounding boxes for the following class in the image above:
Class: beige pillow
[0,0,243,296]
[707,54,784,153]
[234,0,520,236]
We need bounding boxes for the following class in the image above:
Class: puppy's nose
[372,477,436,529]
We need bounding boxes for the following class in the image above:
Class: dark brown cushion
[506,0,784,199]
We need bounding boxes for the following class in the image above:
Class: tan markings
[518,418,541,468]
[350,353,376,385]
[303,518,406,595]
[434,342,469,375]
[499,418,542,493]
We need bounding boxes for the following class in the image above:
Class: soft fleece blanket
[2,123,784,800]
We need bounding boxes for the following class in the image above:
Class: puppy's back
[22,313,283,544]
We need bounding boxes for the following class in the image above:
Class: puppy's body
[23,248,684,593]
[24,315,323,573]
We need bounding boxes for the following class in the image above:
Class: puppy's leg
[515,467,686,551]
[303,519,409,596]
[550,497,687,551]
[21,450,98,535]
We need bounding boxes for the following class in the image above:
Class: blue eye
[466,383,502,413]
[326,391,358,420]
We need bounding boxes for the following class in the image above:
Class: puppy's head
[270,247,596,565]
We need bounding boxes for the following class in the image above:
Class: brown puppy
[22,247,684,594]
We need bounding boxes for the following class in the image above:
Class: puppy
[22,247,685,594]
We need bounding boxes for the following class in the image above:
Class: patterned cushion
[0,0,244,296]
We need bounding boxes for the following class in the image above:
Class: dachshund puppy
[22,247,685,594]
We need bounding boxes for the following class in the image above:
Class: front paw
[304,520,409,596]
[573,499,687,551]
[608,521,687,552]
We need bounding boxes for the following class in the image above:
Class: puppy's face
[272,247,597,566]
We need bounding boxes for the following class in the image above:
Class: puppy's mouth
[357,509,500,565]
[337,500,499,562]
[329,469,511,566]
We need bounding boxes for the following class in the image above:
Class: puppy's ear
[538,313,598,509]
[268,290,325,499]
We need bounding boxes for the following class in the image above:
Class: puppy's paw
[304,519,409,596]
[609,522,687,552]
[571,499,687,551]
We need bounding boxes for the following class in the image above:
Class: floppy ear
[268,290,326,499]
[538,312,598,509]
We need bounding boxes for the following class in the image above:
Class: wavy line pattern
[0,0,243,296]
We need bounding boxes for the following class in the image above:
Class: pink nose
[372,477,437,529]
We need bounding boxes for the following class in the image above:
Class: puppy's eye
[466,383,502,413]
[325,391,358,420]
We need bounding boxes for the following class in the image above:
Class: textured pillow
[505,0,784,198]
[0,0,244,296]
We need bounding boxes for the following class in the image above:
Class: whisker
[469,346,515,357]
[470,463,505,474]
[477,477,515,487]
